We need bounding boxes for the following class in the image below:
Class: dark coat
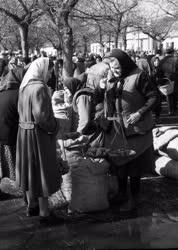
[0,58,7,77]
[156,55,178,82]
[0,89,19,145]
[0,68,24,145]
[156,54,178,100]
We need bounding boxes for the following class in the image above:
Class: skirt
[115,146,155,178]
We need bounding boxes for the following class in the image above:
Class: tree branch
[17,0,29,14]
[0,7,22,24]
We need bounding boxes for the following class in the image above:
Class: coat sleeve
[136,71,159,116]
[32,85,58,134]
[76,94,92,133]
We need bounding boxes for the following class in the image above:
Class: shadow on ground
[1,176,178,250]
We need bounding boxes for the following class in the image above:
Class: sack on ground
[155,156,178,179]
[61,171,72,202]
[167,137,178,160]
[68,157,109,213]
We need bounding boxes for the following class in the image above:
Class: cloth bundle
[153,126,178,179]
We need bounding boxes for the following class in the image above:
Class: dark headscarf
[75,72,88,85]
[63,77,83,96]
[0,66,24,91]
[107,49,137,78]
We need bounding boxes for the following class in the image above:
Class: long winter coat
[16,58,60,198]
[0,67,24,180]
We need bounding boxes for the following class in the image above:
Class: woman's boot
[119,177,141,212]
[110,176,128,206]
[129,176,141,210]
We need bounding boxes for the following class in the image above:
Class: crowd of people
[0,46,178,225]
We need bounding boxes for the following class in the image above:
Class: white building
[90,29,178,54]
[126,30,154,52]
[162,30,178,50]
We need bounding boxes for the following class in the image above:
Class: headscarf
[63,77,83,96]
[86,62,110,89]
[19,57,50,91]
[0,67,24,92]
[8,56,18,70]
[107,49,137,78]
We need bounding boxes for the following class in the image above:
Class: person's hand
[77,135,89,143]
[99,78,107,89]
[127,112,141,125]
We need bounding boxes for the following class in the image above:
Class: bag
[68,157,109,213]
[158,78,174,96]
[167,137,178,160]
[155,156,178,180]
[56,139,69,175]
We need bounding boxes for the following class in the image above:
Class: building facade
[90,29,178,55]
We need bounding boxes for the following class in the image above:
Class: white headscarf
[19,57,49,91]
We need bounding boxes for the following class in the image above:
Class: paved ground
[1,101,178,250]
[1,176,178,250]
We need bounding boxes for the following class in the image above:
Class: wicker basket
[158,78,174,96]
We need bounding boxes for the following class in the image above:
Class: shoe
[155,116,160,124]
[109,193,128,207]
[119,196,139,213]
[26,206,39,217]
[168,112,174,116]
[39,212,65,226]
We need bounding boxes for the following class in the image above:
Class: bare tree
[39,0,79,78]
[133,9,175,49]
[74,0,139,49]
[148,0,178,19]
[0,0,43,60]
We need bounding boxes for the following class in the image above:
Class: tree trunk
[115,32,119,48]
[19,24,29,62]
[83,36,88,58]
[62,26,74,79]
[122,28,127,50]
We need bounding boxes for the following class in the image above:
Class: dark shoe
[26,206,39,217]
[155,116,160,124]
[109,193,128,207]
[119,196,138,213]
[39,212,65,226]
[168,111,174,116]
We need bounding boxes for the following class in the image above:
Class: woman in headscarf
[0,67,24,199]
[16,57,61,225]
[105,49,158,212]
[69,62,110,148]
[63,77,84,133]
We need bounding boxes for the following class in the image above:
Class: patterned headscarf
[19,57,50,91]
[86,62,110,90]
